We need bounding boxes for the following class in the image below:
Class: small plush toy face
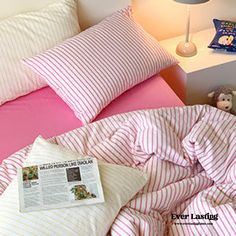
[216,93,233,112]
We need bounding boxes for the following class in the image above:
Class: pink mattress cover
[0,75,184,162]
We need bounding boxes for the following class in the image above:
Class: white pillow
[0,0,80,105]
[0,137,148,236]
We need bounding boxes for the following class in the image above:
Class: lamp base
[176,41,197,57]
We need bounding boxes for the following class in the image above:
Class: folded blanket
[1,105,235,235]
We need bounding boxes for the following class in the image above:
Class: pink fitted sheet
[0,75,184,162]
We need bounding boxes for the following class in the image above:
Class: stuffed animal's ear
[208,91,215,98]
[232,91,236,96]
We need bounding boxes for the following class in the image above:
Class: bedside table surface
[160,28,236,74]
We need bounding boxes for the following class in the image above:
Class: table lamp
[174,0,209,57]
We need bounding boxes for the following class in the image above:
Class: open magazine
[17,158,104,212]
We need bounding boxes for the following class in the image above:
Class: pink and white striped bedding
[1,105,235,235]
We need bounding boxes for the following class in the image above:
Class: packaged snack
[208,19,236,52]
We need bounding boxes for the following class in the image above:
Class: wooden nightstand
[159,28,236,110]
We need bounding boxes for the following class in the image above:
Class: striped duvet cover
[0,105,235,235]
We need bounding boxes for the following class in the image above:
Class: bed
[0,74,183,162]
[0,0,183,162]
[0,0,235,236]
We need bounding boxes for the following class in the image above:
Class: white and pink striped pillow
[24,7,177,124]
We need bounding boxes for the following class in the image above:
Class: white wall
[133,0,236,40]
[0,0,235,40]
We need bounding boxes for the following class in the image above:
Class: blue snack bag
[208,19,236,52]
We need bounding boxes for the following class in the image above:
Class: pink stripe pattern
[24,7,177,124]
[1,105,236,235]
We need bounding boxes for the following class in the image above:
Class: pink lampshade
[174,0,209,4]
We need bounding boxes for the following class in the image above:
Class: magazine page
[17,158,104,212]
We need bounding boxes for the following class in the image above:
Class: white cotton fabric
[0,0,80,105]
[0,137,147,236]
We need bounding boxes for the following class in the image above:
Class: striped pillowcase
[24,7,177,124]
[0,0,80,105]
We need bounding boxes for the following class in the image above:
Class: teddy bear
[208,86,236,114]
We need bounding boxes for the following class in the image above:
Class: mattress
[0,74,184,162]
